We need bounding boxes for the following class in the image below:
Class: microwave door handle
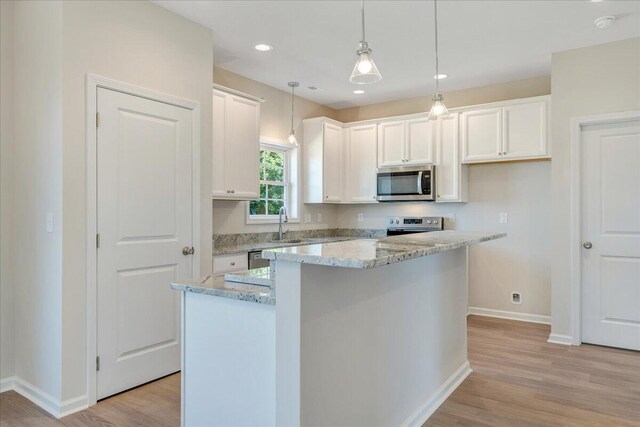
[417,171,423,195]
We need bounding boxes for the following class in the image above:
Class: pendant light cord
[290,85,295,133]
[361,0,366,42]
[434,0,440,92]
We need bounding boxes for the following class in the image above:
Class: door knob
[583,241,592,249]
[182,246,195,255]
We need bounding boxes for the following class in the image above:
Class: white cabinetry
[435,113,467,203]
[346,124,378,203]
[377,116,434,167]
[303,118,344,203]
[461,96,549,164]
[212,88,261,199]
[212,253,248,275]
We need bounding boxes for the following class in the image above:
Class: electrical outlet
[304,213,311,223]
[357,213,364,223]
[511,292,522,305]
[317,212,323,223]
[447,213,456,223]
[499,212,508,224]
[46,212,54,233]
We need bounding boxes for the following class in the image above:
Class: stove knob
[389,219,394,224]
[426,220,432,224]
[395,219,400,224]
[433,220,438,224]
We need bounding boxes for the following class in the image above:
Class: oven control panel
[386,216,444,233]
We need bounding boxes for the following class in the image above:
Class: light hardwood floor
[1,316,639,426]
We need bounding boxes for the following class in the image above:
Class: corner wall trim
[547,333,574,346]
[467,306,551,325]
[400,361,472,427]
[0,376,88,418]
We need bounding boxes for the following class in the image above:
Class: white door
[224,94,260,199]
[377,121,406,167]
[323,123,343,202]
[405,117,434,165]
[502,100,547,159]
[211,89,228,198]
[96,88,194,399]
[581,119,640,351]
[461,107,502,163]
[436,113,465,202]
[348,124,378,203]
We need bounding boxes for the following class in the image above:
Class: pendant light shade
[349,1,382,84]
[428,0,451,120]
[287,82,299,146]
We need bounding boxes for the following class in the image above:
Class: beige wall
[337,75,551,122]
[550,38,640,339]
[0,0,15,383]
[212,67,341,234]
[9,0,65,399]
[59,0,213,401]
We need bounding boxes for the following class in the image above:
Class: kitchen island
[171,231,505,427]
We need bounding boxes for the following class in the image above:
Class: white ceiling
[155,0,640,110]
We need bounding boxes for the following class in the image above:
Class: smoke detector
[594,15,616,29]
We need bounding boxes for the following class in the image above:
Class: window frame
[246,136,300,224]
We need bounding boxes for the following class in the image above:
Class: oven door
[376,167,434,201]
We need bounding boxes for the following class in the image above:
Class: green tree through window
[249,148,288,216]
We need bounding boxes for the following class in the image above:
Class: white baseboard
[401,361,472,427]
[547,333,574,346]
[0,376,88,418]
[467,306,551,325]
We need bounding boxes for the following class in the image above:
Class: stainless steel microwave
[376,165,435,202]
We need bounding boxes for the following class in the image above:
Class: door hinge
[96,233,100,249]
[96,356,100,372]
[96,112,100,128]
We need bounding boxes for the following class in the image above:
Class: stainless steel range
[386,216,444,236]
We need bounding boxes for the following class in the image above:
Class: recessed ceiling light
[434,74,448,80]
[254,44,273,52]
[589,0,604,3]
[353,90,365,94]
[594,15,616,29]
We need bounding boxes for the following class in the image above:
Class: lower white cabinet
[212,253,248,275]
[435,113,468,203]
[346,124,378,203]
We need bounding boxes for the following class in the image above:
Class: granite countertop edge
[170,280,275,305]
[261,232,507,269]
[212,236,356,256]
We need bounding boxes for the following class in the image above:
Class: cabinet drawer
[212,253,248,275]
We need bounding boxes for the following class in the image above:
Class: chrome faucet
[278,206,288,240]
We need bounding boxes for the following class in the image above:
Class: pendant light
[287,82,299,146]
[428,0,451,120]
[349,0,382,84]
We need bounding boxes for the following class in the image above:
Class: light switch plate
[46,212,54,233]
[447,213,456,223]
[499,212,508,224]
[304,213,311,223]
[317,212,323,223]
[357,213,364,223]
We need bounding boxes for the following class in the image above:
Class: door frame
[85,74,201,406]
[569,110,640,346]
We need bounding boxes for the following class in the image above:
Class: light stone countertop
[212,237,356,256]
[171,275,275,305]
[224,267,273,287]
[261,230,506,269]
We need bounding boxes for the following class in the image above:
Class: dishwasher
[248,250,270,270]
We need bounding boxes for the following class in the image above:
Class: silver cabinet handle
[182,246,195,255]
[583,241,592,249]
[230,262,236,266]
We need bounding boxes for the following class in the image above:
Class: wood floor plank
[2,315,639,426]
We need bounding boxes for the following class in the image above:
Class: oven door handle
[417,171,423,195]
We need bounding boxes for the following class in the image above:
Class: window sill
[246,217,301,225]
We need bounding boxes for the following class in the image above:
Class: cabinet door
[348,124,378,203]
[377,121,406,167]
[225,95,260,199]
[212,89,228,198]
[461,107,502,163]
[323,123,343,202]
[405,117,434,165]
[436,113,466,202]
[502,100,547,159]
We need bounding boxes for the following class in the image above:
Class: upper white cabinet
[435,113,467,203]
[212,87,261,200]
[461,96,549,164]
[377,121,405,167]
[377,116,434,167]
[346,124,378,203]
[303,118,344,203]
